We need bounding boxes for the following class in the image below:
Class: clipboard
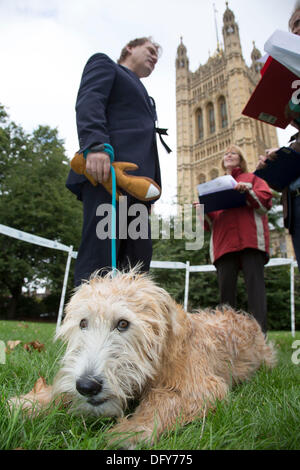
[199,190,247,214]
[254,146,300,191]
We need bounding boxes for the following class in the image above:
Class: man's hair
[117,37,161,64]
[222,144,248,173]
[289,0,300,30]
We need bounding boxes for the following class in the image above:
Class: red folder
[242,56,299,129]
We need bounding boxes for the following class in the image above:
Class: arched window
[219,97,228,128]
[210,169,219,180]
[207,103,215,134]
[198,173,206,184]
[196,109,204,140]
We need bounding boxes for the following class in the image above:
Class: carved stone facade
[176,4,279,204]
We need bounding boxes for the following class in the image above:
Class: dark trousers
[74,182,152,286]
[215,248,267,333]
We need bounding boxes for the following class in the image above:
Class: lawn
[0,320,299,450]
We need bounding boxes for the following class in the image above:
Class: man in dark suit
[66,37,164,286]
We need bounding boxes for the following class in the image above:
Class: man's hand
[256,154,267,170]
[86,152,111,183]
[256,148,279,170]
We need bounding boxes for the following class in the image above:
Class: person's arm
[256,147,280,171]
[76,54,117,183]
[242,176,273,213]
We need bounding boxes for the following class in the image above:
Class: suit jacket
[282,187,292,233]
[66,53,161,201]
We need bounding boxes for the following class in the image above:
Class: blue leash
[84,144,117,274]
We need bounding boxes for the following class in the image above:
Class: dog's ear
[136,278,188,339]
[54,316,72,342]
[54,301,79,343]
[165,299,188,338]
[119,272,184,331]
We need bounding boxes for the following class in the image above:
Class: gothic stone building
[176,3,279,204]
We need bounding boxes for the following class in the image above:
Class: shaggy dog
[10,270,276,448]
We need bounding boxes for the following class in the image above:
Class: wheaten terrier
[10,269,276,448]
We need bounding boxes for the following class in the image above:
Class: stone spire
[176,37,189,70]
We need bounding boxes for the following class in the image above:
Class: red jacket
[205,168,272,264]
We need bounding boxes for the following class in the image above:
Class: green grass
[0,321,299,450]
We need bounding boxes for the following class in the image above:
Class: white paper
[264,29,300,78]
[197,175,237,196]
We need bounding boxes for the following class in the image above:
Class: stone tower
[176,3,279,204]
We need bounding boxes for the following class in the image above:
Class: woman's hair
[289,0,300,30]
[222,144,248,173]
[117,37,161,64]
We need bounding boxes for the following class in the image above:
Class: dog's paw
[106,421,153,450]
[8,377,53,417]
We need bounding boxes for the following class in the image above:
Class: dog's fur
[46,269,276,448]
[9,270,276,448]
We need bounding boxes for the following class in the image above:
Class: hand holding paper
[235,182,250,193]
[254,147,300,191]
[197,175,246,213]
[256,149,279,170]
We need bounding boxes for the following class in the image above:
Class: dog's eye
[117,319,129,332]
[80,319,88,330]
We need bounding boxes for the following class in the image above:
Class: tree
[268,191,284,232]
[151,209,219,309]
[0,104,82,319]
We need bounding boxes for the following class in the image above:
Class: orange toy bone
[71,152,161,202]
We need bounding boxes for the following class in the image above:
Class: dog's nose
[76,376,103,397]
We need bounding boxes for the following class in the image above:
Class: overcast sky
[0,0,297,213]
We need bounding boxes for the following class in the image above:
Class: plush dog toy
[71,152,161,202]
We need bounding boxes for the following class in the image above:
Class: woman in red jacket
[205,145,273,334]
